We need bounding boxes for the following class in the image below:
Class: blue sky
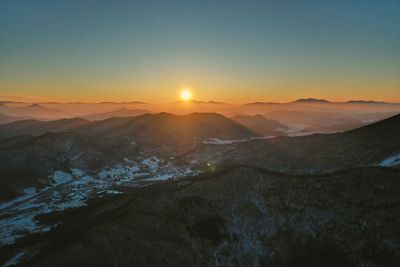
[0,0,399,102]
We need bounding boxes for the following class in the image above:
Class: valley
[0,109,399,267]
[2,1,399,266]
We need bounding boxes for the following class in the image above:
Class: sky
[0,0,399,103]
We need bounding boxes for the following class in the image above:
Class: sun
[180,89,192,101]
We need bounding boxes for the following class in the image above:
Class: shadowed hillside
[180,113,400,173]
[232,114,289,136]
[4,166,399,267]
[0,133,138,201]
[0,113,259,148]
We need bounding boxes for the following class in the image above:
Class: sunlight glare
[181,89,192,101]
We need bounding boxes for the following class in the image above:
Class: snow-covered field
[0,157,197,246]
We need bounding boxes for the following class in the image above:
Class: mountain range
[83,108,150,121]
[0,113,258,147]
[0,113,259,201]
[180,113,400,173]
[0,110,400,266]
[1,112,399,203]
[1,98,400,122]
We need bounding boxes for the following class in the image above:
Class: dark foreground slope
[6,166,400,267]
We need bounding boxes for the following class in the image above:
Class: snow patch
[71,151,84,161]
[0,158,198,246]
[0,187,40,209]
[203,136,273,145]
[52,171,73,185]
[71,168,85,177]
[22,187,36,196]
[70,175,94,186]
[3,252,25,267]
[142,157,160,171]
[378,154,400,167]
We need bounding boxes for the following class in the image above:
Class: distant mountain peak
[20,103,58,111]
[243,102,279,105]
[345,100,390,105]
[27,103,42,107]
[290,98,331,104]
[97,101,147,104]
[204,100,226,105]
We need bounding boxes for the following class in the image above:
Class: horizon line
[1,98,400,105]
